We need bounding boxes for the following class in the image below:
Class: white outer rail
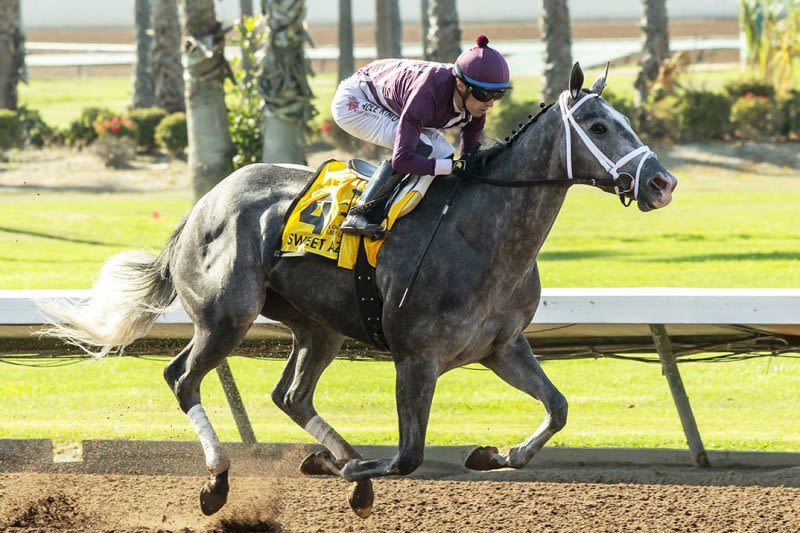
[2,288,799,326]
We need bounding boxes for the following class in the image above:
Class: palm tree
[153,0,185,113]
[539,0,572,104]
[635,0,670,106]
[0,0,24,110]
[420,0,429,58]
[132,0,155,108]
[338,0,355,81]
[260,0,316,164]
[375,0,402,59]
[425,0,461,63]
[178,0,234,201]
[131,0,154,107]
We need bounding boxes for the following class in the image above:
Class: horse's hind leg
[163,280,264,515]
[466,333,568,470]
[271,318,374,517]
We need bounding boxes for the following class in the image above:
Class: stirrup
[340,213,388,240]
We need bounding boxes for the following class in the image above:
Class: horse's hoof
[465,446,507,471]
[199,470,229,516]
[348,479,374,519]
[300,450,335,476]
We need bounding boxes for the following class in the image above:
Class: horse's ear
[569,62,584,100]
[590,62,610,95]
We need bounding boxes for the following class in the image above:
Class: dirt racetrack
[2,464,800,533]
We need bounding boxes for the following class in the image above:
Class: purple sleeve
[391,88,437,176]
[459,113,485,155]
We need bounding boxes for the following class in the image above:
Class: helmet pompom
[476,34,489,48]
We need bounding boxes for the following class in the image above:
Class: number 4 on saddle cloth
[278,159,434,270]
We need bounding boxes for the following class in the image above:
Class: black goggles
[468,85,507,102]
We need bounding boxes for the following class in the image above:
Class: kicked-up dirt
[1,466,799,532]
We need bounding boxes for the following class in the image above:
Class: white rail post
[650,324,710,468]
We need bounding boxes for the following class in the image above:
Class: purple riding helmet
[454,34,513,98]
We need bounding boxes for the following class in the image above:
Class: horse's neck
[461,116,568,272]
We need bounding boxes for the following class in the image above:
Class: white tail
[37,219,185,357]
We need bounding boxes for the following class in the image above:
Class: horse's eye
[590,123,607,134]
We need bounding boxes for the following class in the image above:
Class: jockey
[331,34,512,238]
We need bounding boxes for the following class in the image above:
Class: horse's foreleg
[466,334,568,471]
[339,357,438,482]
[271,320,374,517]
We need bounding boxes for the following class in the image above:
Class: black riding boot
[340,160,404,239]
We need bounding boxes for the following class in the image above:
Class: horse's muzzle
[646,173,677,210]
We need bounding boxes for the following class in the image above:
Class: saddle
[277,159,434,269]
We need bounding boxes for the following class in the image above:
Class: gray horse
[41,64,676,518]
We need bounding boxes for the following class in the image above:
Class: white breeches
[330,77,455,162]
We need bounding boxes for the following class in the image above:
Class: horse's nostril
[651,175,673,192]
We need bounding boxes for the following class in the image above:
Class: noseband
[558,91,655,206]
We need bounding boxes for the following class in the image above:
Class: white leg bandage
[305,414,350,460]
[187,404,230,474]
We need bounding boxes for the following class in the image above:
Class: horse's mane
[474,101,555,170]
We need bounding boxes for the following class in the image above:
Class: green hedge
[155,112,188,158]
[128,107,168,152]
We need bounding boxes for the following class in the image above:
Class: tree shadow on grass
[0,183,141,194]
[638,251,800,262]
[0,226,125,247]
[539,250,630,260]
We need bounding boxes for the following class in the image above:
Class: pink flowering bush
[92,115,138,168]
[95,116,137,139]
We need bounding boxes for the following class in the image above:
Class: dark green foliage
[0,110,21,150]
[779,89,800,138]
[155,112,188,158]
[722,79,776,100]
[64,107,114,147]
[127,107,168,152]
[16,106,54,148]
[647,90,731,142]
[226,14,265,169]
[677,90,733,142]
[730,94,783,140]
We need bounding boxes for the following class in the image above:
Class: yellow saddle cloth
[280,160,424,269]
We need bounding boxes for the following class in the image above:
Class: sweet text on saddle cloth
[280,160,432,268]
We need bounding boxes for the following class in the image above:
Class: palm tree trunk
[132,0,155,108]
[425,0,461,63]
[375,0,401,59]
[635,0,670,106]
[338,0,354,81]
[539,0,572,104]
[178,0,234,201]
[153,0,185,113]
[420,0,429,59]
[0,0,24,110]
[260,0,316,164]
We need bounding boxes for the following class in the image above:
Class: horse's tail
[38,217,188,357]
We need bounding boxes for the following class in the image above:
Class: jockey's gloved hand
[452,154,481,177]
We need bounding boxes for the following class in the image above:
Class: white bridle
[558,90,655,202]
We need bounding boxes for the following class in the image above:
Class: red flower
[744,92,754,99]
[321,121,333,134]
[111,124,120,134]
